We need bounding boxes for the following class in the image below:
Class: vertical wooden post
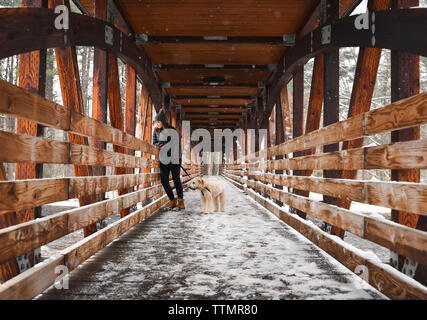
[322,0,341,235]
[92,0,108,182]
[120,65,136,217]
[143,97,154,187]
[254,98,262,154]
[125,67,136,137]
[333,0,390,238]
[274,102,284,206]
[107,54,132,218]
[291,55,325,209]
[280,85,292,176]
[50,0,97,237]
[290,66,305,218]
[1,0,46,283]
[136,86,152,192]
[390,0,425,285]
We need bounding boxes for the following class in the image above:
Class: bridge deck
[36,177,385,300]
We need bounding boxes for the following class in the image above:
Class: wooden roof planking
[78,0,357,127]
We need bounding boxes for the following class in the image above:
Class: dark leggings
[159,163,184,200]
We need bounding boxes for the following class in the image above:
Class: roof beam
[174,95,253,100]
[154,64,271,70]
[180,107,247,113]
[0,8,162,107]
[136,35,295,46]
[188,119,239,124]
[173,98,254,106]
[262,7,427,128]
[183,114,244,120]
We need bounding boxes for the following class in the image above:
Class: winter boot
[169,199,177,209]
[177,199,185,209]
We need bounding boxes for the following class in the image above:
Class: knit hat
[154,110,168,124]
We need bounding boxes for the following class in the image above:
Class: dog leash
[180,164,191,177]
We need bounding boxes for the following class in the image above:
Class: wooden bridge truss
[0,0,426,300]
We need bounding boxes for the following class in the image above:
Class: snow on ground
[37,176,385,300]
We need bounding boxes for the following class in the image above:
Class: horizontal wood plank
[0,79,70,130]
[0,131,69,164]
[239,92,427,163]
[239,172,427,216]
[0,177,198,300]
[224,173,427,266]
[229,178,427,300]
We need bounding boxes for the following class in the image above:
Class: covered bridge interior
[0,0,426,300]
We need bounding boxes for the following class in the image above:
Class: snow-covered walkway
[37,176,385,300]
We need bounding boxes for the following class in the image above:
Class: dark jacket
[153,126,182,165]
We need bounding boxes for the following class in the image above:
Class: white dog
[189,177,226,214]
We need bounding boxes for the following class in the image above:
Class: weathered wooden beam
[0,173,160,215]
[0,190,169,300]
[183,114,244,120]
[223,175,427,300]
[187,119,239,124]
[180,107,247,113]
[91,0,109,185]
[290,66,306,219]
[279,85,292,174]
[321,0,343,237]
[173,98,254,106]
[126,67,137,137]
[333,0,391,237]
[243,172,427,217]
[390,0,425,286]
[49,0,98,237]
[243,178,427,266]
[262,7,427,129]
[0,8,162,106]
[230,91,427,167]
[0,0,46,284]
[107,54,131,218]
[0,174,203,300]
[122,64,137,217]
[291,54,325,207]
[137,35,291,45]
[143,95,154,187]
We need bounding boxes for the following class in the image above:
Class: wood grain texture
[0,79,70,130]
[0,131,69,164]
[0,177,199,299]
[51,15,97,236]
[0,79,157,156]
[181,107,247,113]
[247,92,427,164]
[70,144,158,169]
[0,255,64,300]
[0,184,164,264]
[167,86,260,97]
[0,173,160,215]
[144,43,285,66]
[174,98,253,106]
[110,0,317,36]
[245,172,427,216]
[224,174,427,299]
[0,178,68,215]
[227,173,427,265]
[157,69,270,84]
[70,111,157,155]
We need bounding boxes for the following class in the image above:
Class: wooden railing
[223,92,427,300]
[0,79,202,299]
